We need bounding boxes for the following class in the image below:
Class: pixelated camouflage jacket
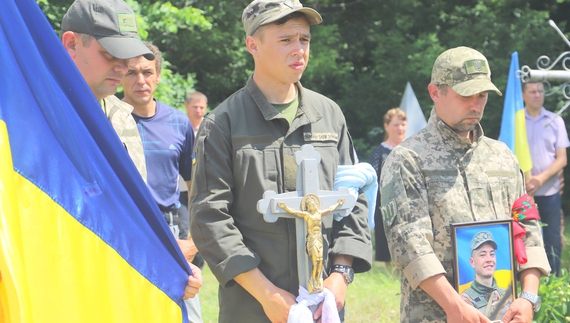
[380,109,550,323]
[102,95,147,182]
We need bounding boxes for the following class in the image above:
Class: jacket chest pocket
[424,169,472,223]
[486,170,517,219]
[233,136,280,192]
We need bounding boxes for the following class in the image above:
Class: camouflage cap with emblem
[61,0,154,61]
[470,230,498,252]
[242,0,322,36]
[431,46,502,97]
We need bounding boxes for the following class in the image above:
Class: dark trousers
[179,191,204,269]
[178,191,190,239]
[535,194,562,275]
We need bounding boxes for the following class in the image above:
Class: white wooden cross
[257,144,356,293]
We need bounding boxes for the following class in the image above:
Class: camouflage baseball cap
[470,230,498,251]
[61,0,154,61]
[242,0,322,36]
[431,46,502,96]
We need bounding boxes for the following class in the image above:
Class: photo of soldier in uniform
[451,220,517,321]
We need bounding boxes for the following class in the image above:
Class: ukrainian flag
[498,51,533,173]
[0,0,190,322]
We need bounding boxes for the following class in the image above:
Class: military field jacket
[190,76,372,322]
[102,95,147,181]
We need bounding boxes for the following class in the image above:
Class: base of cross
[289,286,341,323]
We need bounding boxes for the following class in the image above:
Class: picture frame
[451,219,517,322]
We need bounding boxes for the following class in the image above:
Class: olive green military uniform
[102,95,147,181]
[190,76,372,323]
[380,109,550,323]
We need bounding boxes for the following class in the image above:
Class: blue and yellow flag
[0,0,190,322]
[498,51,533,173]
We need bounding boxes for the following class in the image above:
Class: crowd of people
[56,0,568,322]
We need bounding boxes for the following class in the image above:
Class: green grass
[198,261,400,323]
[344,262,400,322]
[198,264,220,323]
[198,221,570,323]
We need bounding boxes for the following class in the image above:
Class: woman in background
[369,108,407,267]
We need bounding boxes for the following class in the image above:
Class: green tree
[37,1,570,209]
[307,0,567,158]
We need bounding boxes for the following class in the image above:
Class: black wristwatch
[518,291,542,312]
[329,264,354,284]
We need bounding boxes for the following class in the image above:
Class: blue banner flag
[0,0,190,321]
[498,52,532,173]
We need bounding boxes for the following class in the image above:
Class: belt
[161,209,180,226]
[161,209,179,216]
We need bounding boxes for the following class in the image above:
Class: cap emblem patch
[117,13,137,33]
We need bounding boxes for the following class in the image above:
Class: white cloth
[333,163,378,228]
[287,286,340,323]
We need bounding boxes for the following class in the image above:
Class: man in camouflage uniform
[460,231,508,319]
[380,46,550,323]
[60,0,152,181]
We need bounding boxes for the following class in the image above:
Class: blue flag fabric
[0,0,189,321]
[498,51,532,173]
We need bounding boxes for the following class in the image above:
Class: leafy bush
[534,268,570,323]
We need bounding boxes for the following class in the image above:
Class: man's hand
[176,237,198,262]
[323,272,348,310]
[445,300,490,323]
[312,272,348,322]
[419,274,491,323]
[234,268,296,323]
[500,297,534,323]
[183,262,202,300]
[525,176,543,196]
[258,286,297,323]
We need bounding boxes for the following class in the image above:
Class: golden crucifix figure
[278,194,345,293]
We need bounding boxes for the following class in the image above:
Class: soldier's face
[470,243,496,280]
[430,84,488,138]
[64,32,128,100]
[247,16,311,85]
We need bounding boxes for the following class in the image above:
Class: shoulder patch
[380,200,397,227]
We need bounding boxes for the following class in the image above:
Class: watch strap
[518,291,540,312]
[330,264,354,284]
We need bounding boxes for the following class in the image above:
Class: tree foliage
[36,0,570,127]
[38,0,570,208]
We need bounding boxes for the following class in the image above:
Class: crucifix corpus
[257,144,356,293]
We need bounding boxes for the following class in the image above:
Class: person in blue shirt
[121,41,202,323]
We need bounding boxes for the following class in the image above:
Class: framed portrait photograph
[451,219,517,322]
